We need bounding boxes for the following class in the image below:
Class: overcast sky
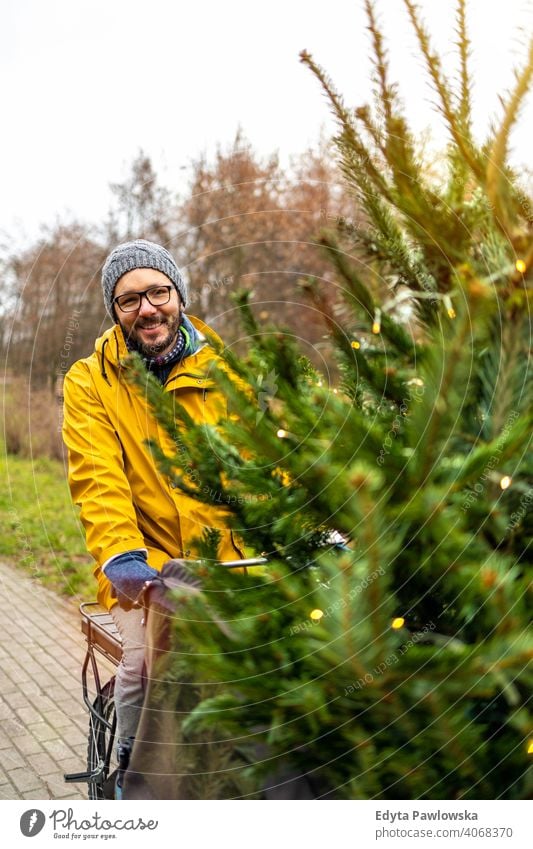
[2,0,532,246]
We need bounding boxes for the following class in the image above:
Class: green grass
[0,444,94,601]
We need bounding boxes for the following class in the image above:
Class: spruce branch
[486,35,533,244]
[402,0,484,182]
[300,49,395,203]
[455,0,473,132]
[354,105,388,159]
[363,0,395,128]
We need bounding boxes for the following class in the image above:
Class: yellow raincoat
[63,316,244,609]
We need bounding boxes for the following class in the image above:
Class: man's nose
[138,293,158,315]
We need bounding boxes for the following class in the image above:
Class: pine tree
[129,0,532,799]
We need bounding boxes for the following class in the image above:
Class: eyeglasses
[113,285,173,313]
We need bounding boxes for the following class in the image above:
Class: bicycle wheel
[87,677,116,800]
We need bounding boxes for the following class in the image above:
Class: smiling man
[62,239,244,791]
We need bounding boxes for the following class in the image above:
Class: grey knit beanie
[102,239,188,319]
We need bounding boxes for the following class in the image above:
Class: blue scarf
[127,314,200,383]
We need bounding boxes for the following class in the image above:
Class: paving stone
[0,673,17,694]
[22,788,51,799]
[27,694,56,713]
[43,738,76,761]
[42,710,79,730]
[0,717,26,737]
[0,782,17,800]
[18,680,42,696]
[26,752,58,776]
[0,700,16,722]
[3,690,30,710]
[2,749,26,770]
[8,767,44,793]
[73,741,88,759]
[57,727,86,748]
[2,664,30,684]
[54,676,80,692]
[57,697,87,718]
[12,734,44,756]
[58,755,85,774]
[18,660,47,677]
[15,705,43,725]
[27,722,59,743]
[0,728,13,749]
[43,771,75,797]
[12,649,33,665]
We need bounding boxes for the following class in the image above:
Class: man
[63,239,244,770]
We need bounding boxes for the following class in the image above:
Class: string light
[500,475,512,490]
[310,609,324,622]
[515,259,526,273]
[443,295,456,319]
[351,340,361,349]
[277,429,288,439]
[391,617,405,629]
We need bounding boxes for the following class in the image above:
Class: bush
[2,376,64,461]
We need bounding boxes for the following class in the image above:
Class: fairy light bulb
[443,295,456,319]
[310,609,324,622]
[515,259,526,273]
[372,309,381,334]
[500,475,512,490]
[528,739,533,755]
[391,617,405,629]
[351,340,360,349]
[277,429,287,439]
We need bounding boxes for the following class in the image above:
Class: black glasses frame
[113,285,173,313]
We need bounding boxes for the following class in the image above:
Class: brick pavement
[0,560,114,800]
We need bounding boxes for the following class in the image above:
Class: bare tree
[176,132,356,357]
[108,151,175,245]
[5,222,107,388]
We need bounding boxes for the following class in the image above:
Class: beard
[121,313,181,358]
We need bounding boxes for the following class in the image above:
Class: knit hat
[101,239,188,319]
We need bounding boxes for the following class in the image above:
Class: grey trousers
[109,604,146,745]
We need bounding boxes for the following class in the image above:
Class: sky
[2,0,532,247]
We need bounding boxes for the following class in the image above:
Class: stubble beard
[122,313,181,358]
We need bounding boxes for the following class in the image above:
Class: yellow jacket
[63,316,244,609]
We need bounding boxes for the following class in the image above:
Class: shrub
[2,376,64,461]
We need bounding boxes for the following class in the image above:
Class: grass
[0,442,94,601]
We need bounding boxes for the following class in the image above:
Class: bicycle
[64,557,267,800]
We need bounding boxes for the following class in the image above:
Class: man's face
[114,268,182,357]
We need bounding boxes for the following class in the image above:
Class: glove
[105,551,158,610]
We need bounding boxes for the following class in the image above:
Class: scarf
[126,313,200,383]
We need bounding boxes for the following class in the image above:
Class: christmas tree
[128,0,532,798]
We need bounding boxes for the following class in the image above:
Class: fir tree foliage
[129,0,532,798]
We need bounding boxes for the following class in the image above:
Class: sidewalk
[0,560,112,800]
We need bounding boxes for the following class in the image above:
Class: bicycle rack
[64,603,121,785]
